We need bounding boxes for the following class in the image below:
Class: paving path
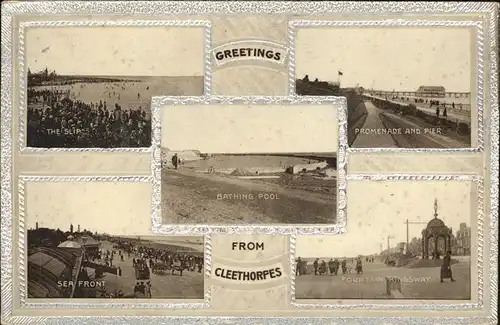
[295,260,471,300]
[352,101,469,148]
[352,101,398,148]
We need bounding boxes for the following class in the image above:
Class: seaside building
[28,228,119,298]
[28,238,85,298]
[416,85,446,98]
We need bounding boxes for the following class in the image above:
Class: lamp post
[80,236,89,261]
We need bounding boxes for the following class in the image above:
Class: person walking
[313,258,319,275]
[328,258,335,275]
[295,257,303,276]
[440,250,456,283]
[172,153,179,170]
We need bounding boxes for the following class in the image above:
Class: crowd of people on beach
[133,245,204,273]
[109,239,204,273]
[94,239,203,297]
[97,245,203,275]
[27,88,151,148]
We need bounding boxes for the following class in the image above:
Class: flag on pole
[338,71,343,76]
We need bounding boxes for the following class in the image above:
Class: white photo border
[151,96,347,236]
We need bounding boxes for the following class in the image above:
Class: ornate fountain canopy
[427,218,446,228]
[423,199,450,236]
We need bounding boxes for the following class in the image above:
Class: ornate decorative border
[290,175,485,310]
[487,2,499,323]
[17,19,212,153]
[287,19,485,153]
[150,96,347,235]
[16,175,212,309]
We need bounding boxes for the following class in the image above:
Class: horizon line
[295,77,471,93]
[28,227,202,242]
[27,71,203,78]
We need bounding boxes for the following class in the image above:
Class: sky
[295,27,472,92]
[296,180,474,258]
[26,182,153,236]
[26,27,205,76]
[161,104,339,153]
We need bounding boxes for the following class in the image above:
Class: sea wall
[344,91,368,146]
[287,161,329,174]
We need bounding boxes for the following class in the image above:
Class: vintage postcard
[159,99,340,226]
[294,26,477,149]
[294,178,479,302]
[24,25,206,149]
[1,1,497,324]
[21,178,206,301]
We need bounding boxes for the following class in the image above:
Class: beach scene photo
[160,104,338,225]
[27,222,205,299]
[24,26,205,148]
[24,180,205,299]
[295,27,474,149]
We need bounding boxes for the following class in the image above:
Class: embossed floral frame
[151,96,348,236]
[289,174,485,310]
[16,175,213,309]
[1,1,498,325]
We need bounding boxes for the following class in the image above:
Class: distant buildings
[451,222,471,256]
[416,85,446,98]
[28,223,94,249]
[27,67,59,86]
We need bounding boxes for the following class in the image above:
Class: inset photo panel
[157,98,343,230]
[22,21,208,150]
[292,22,481,149]
[293,177,481,305]
[19,177,207,303]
